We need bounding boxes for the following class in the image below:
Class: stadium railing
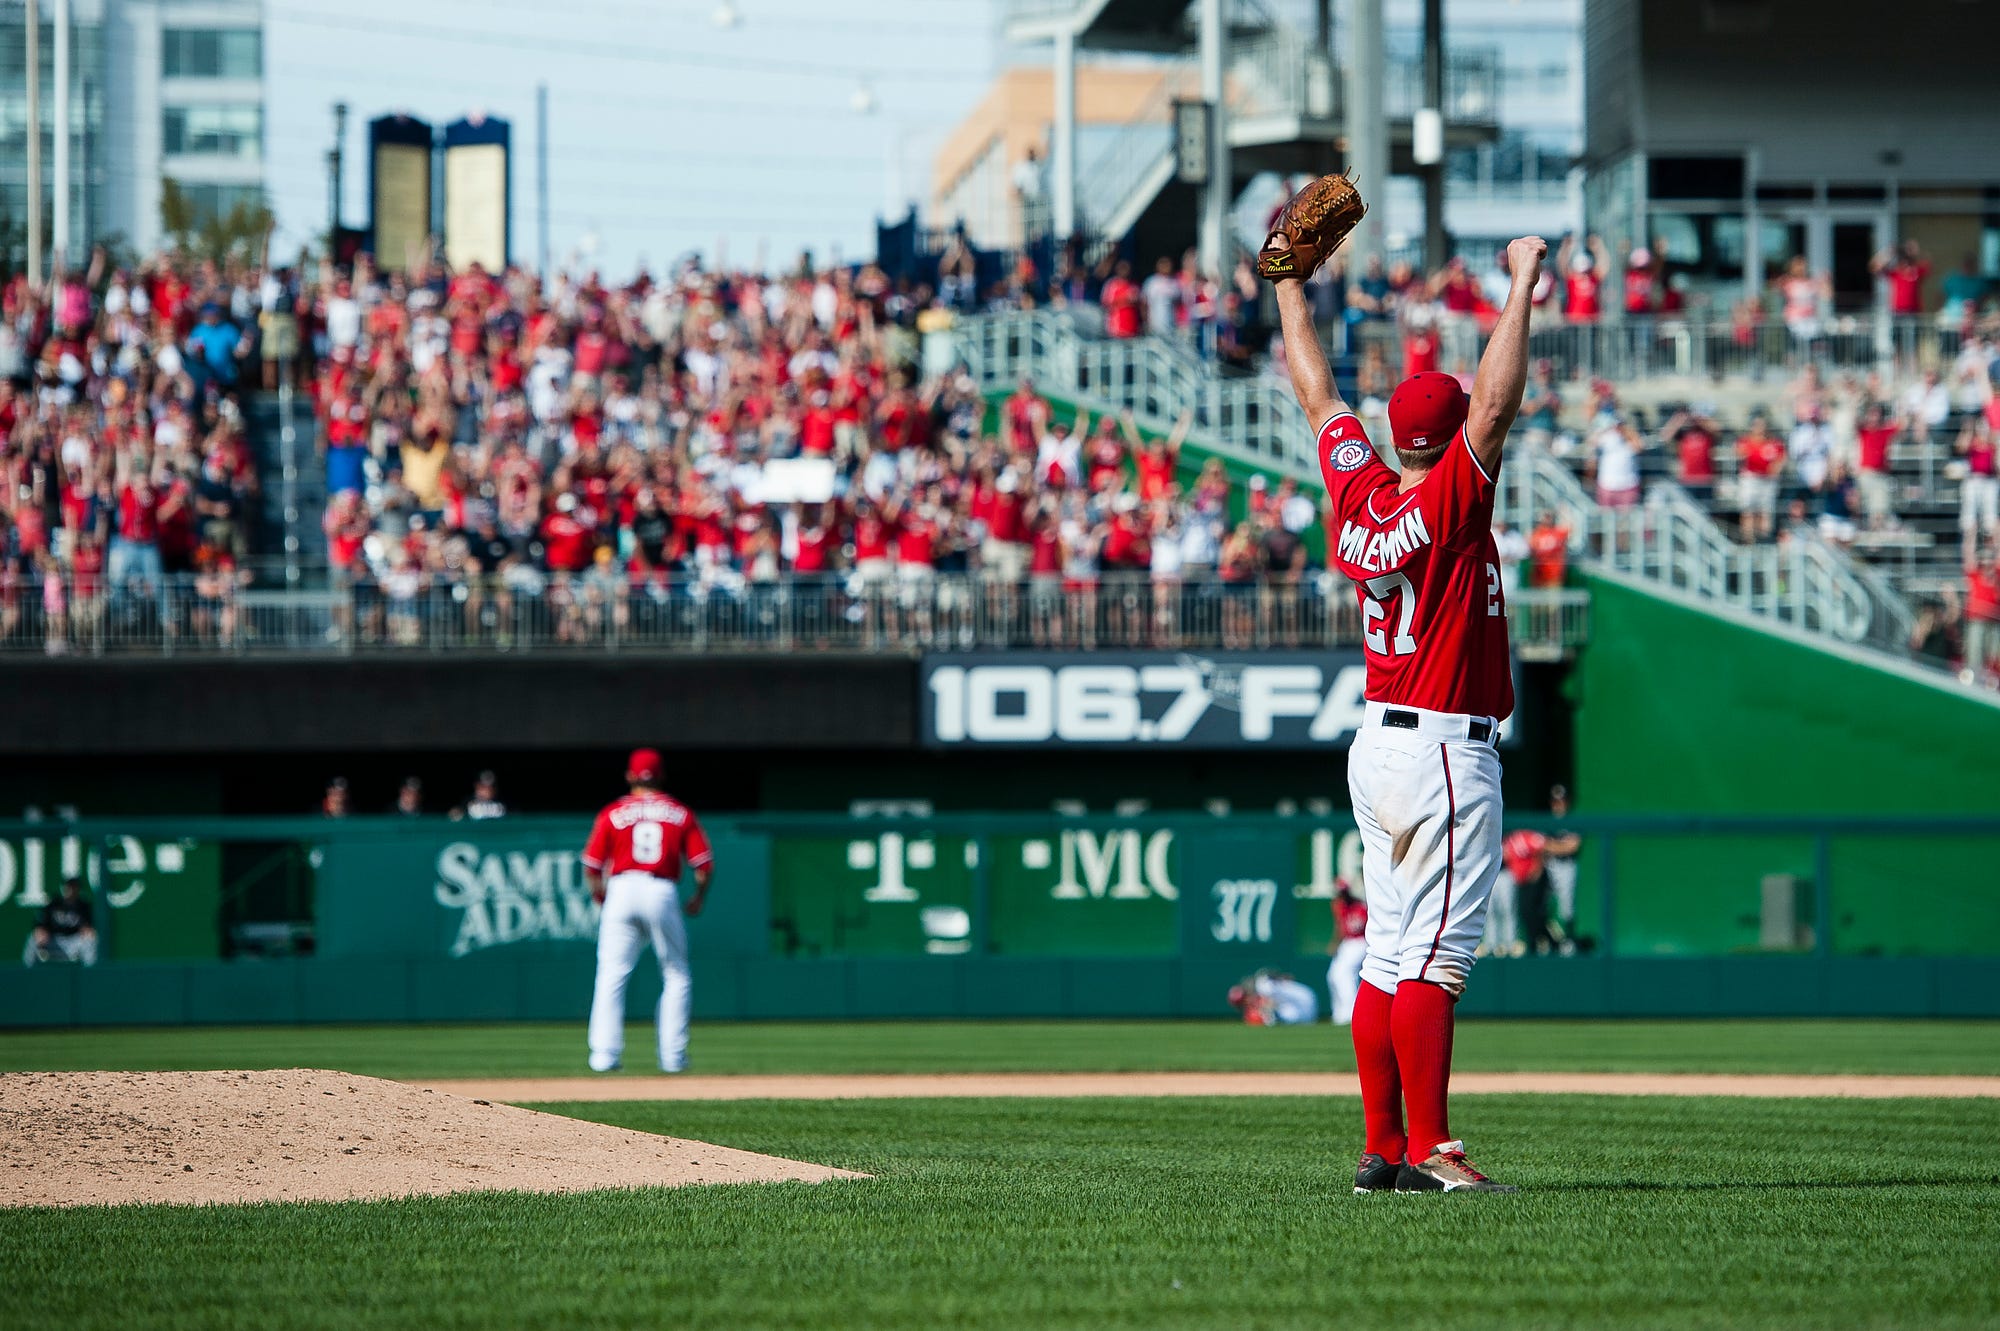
[1515,314,1963,384]
[0,572,1591,660]
[953,310,1918,656]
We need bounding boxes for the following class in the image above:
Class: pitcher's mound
[0,1069,865,1209]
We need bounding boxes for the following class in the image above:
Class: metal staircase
[1020,0,1496,258]
[952,309,1914,655]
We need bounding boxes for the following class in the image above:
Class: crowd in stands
[296,249,1398,652]
[972,221,2000,685]
[6,212,1995,679]
[1,245,270,651]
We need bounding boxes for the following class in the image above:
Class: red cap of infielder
[1387,372,1470,452]
[626,748,664,784]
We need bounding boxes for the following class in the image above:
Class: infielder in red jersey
[581,748,713,1073]
[1272,229,1547,1195]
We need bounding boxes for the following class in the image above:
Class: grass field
[4,1017,1998,1078]
[5,1021,1997,1328]
[4,1093,1997,1329]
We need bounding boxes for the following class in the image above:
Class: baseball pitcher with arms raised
[1261,174,1545,1195]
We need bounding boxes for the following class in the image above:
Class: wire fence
[0,572,1589,660]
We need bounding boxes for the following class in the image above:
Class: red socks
[1390,979,1457,1158]
[1350,981,1407,1163]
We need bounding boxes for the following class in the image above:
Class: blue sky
[264,0,1002,277]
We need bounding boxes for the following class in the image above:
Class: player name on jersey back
[1336,507,1432,574]
[1317,412,1515,721]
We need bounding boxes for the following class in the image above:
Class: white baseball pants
[1347,701,1504,997]
[1327,937,1367,1024]
[1484,871,1518,954]
[588,871,690,1072]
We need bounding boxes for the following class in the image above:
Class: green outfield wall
[1574,572,2000,814]
[1569,574,2000,961]
[0,810,1994,1026]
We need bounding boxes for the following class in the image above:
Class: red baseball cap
[1387,372,1470,452]
[626,748,664,784]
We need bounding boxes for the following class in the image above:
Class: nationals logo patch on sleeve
[1330,440,1372,473]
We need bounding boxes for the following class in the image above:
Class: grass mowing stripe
[2,1019,1997,1079]
[2,1095,1996,1330]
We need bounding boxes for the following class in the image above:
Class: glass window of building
[163,104,262,158]
[171,181,265,221]
[163,28,262,79]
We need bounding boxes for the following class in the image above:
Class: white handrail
[953,310,1914,652]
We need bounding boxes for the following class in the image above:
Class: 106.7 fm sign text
[922,651,1376,749]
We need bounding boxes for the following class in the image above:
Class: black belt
[1382,709,1493,743]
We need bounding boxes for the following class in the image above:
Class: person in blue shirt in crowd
[185,302,246,396]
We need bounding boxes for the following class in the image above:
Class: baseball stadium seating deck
[4,244,1994,683]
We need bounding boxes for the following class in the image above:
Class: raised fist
[1507,236,1548,278]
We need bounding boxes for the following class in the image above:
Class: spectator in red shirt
[1401,318,1439,377]
[1136,408,1191,502]
[1556,234,1609,323]
[1958,416,1999,566]
[1527,512,1569,588]
[1854,402,1899,531]
[1871,241,1931,318]
[1101,261,1142,339]
[1084,413,1133,494]
[109,470,165,614]
[1965,547,2000,685]
[540,492,595,574]
[1623,248,1657,317]
[1661,406,1718,502]
[1736,414,1787,543]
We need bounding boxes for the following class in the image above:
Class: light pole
[25,0,41,286]
[329,101,349,256]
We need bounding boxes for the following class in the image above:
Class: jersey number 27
[1361,564,1503,657]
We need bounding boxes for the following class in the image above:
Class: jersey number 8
[631,821,664,865]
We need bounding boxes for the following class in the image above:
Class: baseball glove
[1256,174,1367,282]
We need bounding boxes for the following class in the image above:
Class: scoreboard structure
[366,112,512,272]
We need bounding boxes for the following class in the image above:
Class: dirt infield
[0,1069,864,1209]
[419,1070,2000,1103]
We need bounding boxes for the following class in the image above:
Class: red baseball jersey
[582,792,712,880]
[1502,829,1549,882]
[1319,412,1514,720]
[1333,891,1367,940]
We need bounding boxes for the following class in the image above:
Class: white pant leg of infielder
[1347,722,1504,997]
[1548,858,1578,930]
[588,872,688,1071]
[1328,937,1368,1024]
[650,890,692,1072]
[1484,871,1518,955]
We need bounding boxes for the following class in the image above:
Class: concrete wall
[0,655,916,756]
[1633,0,2000,182]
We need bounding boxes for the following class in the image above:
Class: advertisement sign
[922,651,1518,750]
[0,831,221,961]
[315,820,767,962]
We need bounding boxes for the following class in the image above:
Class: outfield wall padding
[2,954,1996,1026]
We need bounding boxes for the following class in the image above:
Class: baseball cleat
[1395,1141,1517,1193]
[1353,1152,1403,1194]
[588,1054,621,1073]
